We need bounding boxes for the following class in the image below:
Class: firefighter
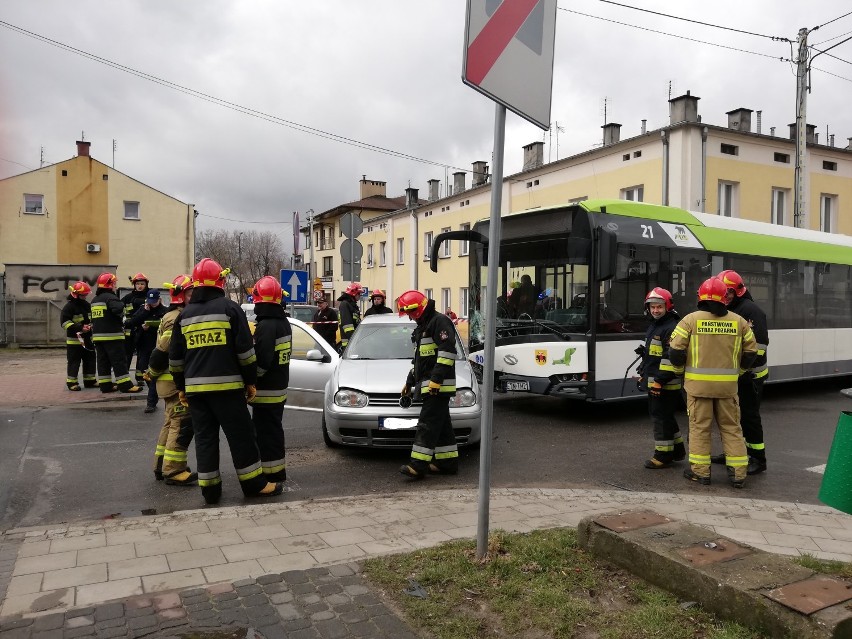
[336,281,362,350]
[711,270,770,476]
[250,276,292,483]
[397,289,459,479]
[144,275,197,485]
[122,272,151,384]
[363,289,393,316]
[636,287,685,469]
[668,277,757,488]
[311,292,339,349]
[91,273,143,393]
[128,289,169,413]
[169,258,284,505]
[60,281,96,390]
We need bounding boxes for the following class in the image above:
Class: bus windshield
[468,231,591,352]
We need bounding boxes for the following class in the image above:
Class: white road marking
[806,464,826,475]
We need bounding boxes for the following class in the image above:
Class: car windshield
[345,322,464,361]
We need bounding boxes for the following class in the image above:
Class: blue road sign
[280,269,308,303]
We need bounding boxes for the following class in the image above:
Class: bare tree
[195,229,289,303]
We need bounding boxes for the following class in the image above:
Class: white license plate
[504,381,530,391]
[379,417,419,430]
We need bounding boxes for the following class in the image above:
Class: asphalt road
[0,377,847,530]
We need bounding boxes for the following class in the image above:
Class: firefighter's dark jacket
[336,293,360,343]
[639,310,681,390]
[60,295,92,341]
[364,304,392,317]
[169,287,257,394]
[121,288,149,320]
[727,291,769,376]
[91,288,126,341]
[253,303,291,394]
[128,302,169,354]
[406,300,457,394]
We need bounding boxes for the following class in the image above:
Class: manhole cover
[764,576,852,615]
[677,539,753,566]
[593,511,670,532]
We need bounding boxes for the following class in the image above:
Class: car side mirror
[306,349,325,362]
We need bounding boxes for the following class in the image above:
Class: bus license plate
[504,381,529,391]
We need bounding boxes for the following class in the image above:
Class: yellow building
[302,92,852,317]
[0,140,196,344]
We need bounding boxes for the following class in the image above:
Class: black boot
[747,457,767,475]
[672,442,686,462]
[710,453,726,465]
[154,457,164,481]
[644,452,674,469]
[428,462,458,475]
[202,484,222,505]
[683,469,711,485]
[400,462,428,479]
[727,466,746,489]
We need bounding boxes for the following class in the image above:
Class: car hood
[335,359,475,392]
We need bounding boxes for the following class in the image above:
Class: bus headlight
[449,389,477,408]
[334,389,368,408]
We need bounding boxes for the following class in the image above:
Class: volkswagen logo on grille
[503,354,518,365]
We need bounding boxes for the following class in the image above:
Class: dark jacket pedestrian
[311,300,339,348]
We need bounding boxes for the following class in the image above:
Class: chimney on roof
[472,161,489,187]
[847,137,852,150]
[602,122,622,146]
[453,171,466,195]
[669,90,700,125]
[522,141,544,170]
[756,110,762,134]
[405,187,419,209]
[76,140,91,157]
[770,127,776,136]
[359,176,387,199]
[641,119,647,134]
[427,179,440,201]
[830,134,836,147]
[788,123,817,144]
[726,108,753,133]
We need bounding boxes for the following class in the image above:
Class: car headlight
[449,388,476,408]
[334,389,368,408]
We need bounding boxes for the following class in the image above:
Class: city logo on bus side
[658,222,705,249]
[535,349,547,365]
[553,347,577,365]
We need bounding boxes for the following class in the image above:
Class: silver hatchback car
[322,314,482,448]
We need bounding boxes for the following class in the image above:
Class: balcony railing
[320,238,335,250]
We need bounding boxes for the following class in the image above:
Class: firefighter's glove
[401,384,410,397]
[142,371,152,383]
[649,381,662,397]
[178,391,189,408]
[634,344,646,356]
[245,384,257,402]
[636,377,645,392]
[428,381,441,396]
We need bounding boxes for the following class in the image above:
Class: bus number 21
[640,224,654,238]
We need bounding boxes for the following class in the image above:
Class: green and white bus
[431,199,852,401]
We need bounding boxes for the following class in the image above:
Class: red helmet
[345,281,363,297]
[397,289,428,320]
[129,272,149,284]
[192,258,230,289]
[165,274,193,305]
[69,281,91,298]
[96,272,117,289]
[253,276,283,304]
[644,287,673,312]
[370,288,385,301]
[698,277,728,303]
[717,270,747,297]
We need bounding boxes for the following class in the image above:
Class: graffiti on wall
[4,264,117,299]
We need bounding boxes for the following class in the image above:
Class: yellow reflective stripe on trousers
[251,393,287,404]
[236,462,262,482]
[689,453,711,465]
[197,470,221,487]
[155,445,165,456]
[411,444,433,462]
[186,382,245,393]
[164,449,188,462]
[434,445,458,460]
[93,334,125,341]
[726,455,748,467]
[262,458,286,474]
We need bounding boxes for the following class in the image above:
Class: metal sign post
[463,0,556,559]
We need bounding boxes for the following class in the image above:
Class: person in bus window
[514,274,538,318]
[636,288,685,469]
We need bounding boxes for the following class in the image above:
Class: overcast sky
[2,1,851,254]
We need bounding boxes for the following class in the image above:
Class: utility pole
[39,147,44,168]
[306,208,315,285]
[793,28,809,229]
[112,139,116,168]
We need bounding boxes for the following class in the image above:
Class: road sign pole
[476,102,506,560]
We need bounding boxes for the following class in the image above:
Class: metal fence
[0,281,66,345]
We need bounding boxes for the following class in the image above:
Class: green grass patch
[364,528,765,639]
[794,553,852,578]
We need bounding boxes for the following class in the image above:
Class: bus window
[814,263,851,328]
[725,257,774,326]
[776,260,805,329]
[599,244,660,333]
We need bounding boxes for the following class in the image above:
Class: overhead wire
[0,20,466,174]
[813,10,852,31]
[197,212,291,225]
[596,0,788,41]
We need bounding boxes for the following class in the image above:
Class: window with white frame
[367,244,374,267]
[460,223,470,256]
[459,287,469,317]
[396,237,404,264]
[820,194,838,233]
[424,288,433,301]
[441,227,451,257]
[621,185,644,202]
[424,231,433,260]
[123,201,140,220]
[718,181,738,217]
[441,288,451,312]
[771,188,788,226]
[379,241,387,267]
[23,193,44,215]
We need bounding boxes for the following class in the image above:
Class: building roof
[316,194,426,221]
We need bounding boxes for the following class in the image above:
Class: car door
[286,319,339,410]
